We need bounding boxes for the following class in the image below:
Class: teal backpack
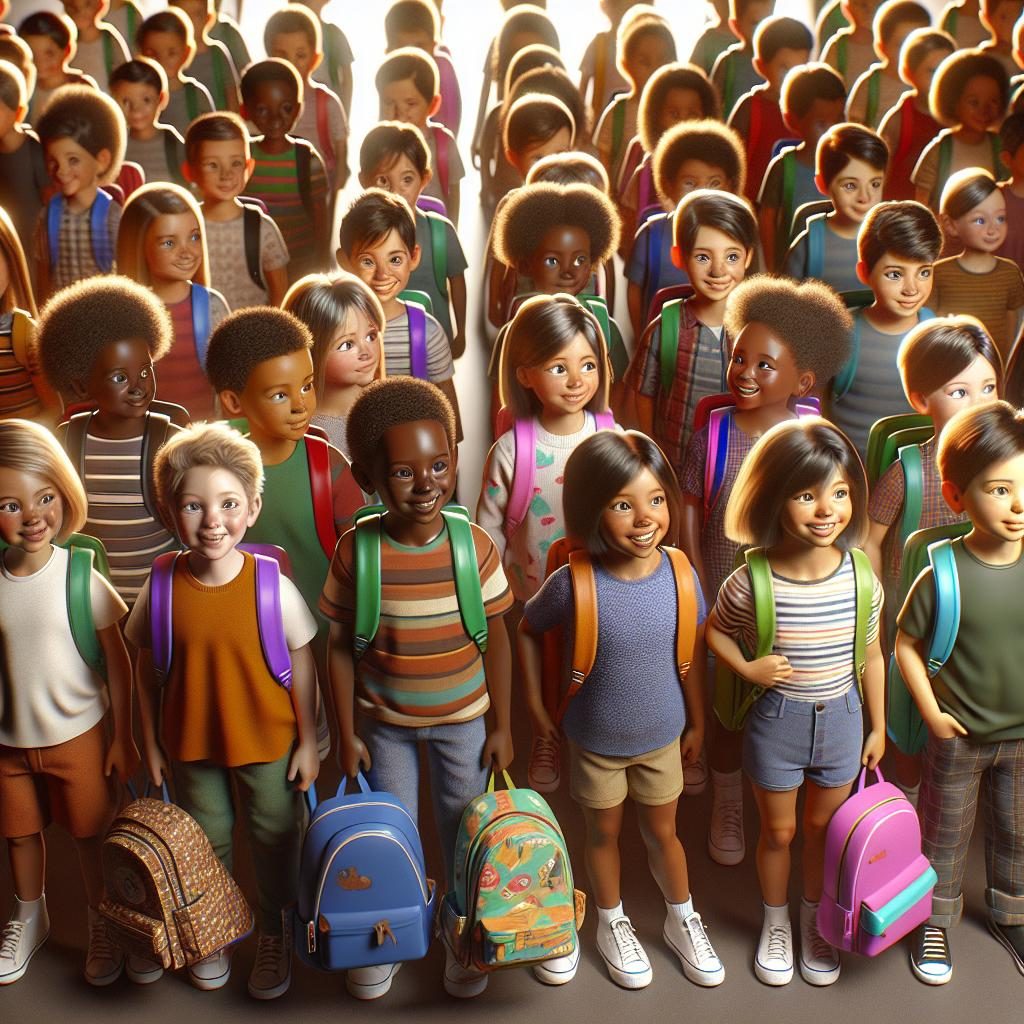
[864,413,934,548]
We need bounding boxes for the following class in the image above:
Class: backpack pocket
[98,900,173,968]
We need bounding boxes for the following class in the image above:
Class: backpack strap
[304,433,337,559]
[723,49,736,114]
[836,33,848,78]
[212,45,228,111]
[557,550,598,723]
[185,80,200,123]
[664,547,698,680]
[426,211,448,295]
[442,507,489,654]
[593,31,608,119]
[433,124,450,198]
[406,300,428,379]
[833,309,861,401]
[925,538,960,677]
[251,552,293,690]
[102,29,114,79]
[63,410,92,480]
[242,203,264,290]
[67,545,105,678]
[581,295,612,352]
[991,131,1008,181]
[935,134,952,208]
[141,412,171,523]
[807,213,826,279]
[323,20,342,94]
[126,4,138,46]
[943,6,958,34]
[295,140,315,224]
[865,67,881,127]
[149,550,179,684]
[46,195,61,268]
[781,150,796,241]
[897,443,924,549]
[314,86,335,174]
[893,95,914,171]
[90,189,114,273]
[637,163,653,213]
[703,406,732,517]
[594,410,614,429]
[850,547,873,697]
[658,297,683,396]
[352,508,384,659]
[748,91,763,164]
[190,283,211,366]
[611,98,626,169]
[647,215,662,298]
[506,417,536,540]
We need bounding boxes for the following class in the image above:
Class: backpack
[431,123,450,199]
[805,212,827,280]
[864,66,882,128]
[46,191,114,272]
[657,297,691,396]
[714,547,874,731]
[423,211,449,296]
[933,131,1006,208]
[610,96,627,174]
[864,413,934,549]
[403,300,429,379]
[351,504,488,660]
[818,766,937,956]
[293,773,436,971]
[313,86,336,178]
[440,770,585,972]
[99,790,253,969]
[239,200,266,291]
[65,538,111,679]
[294,137,317,225]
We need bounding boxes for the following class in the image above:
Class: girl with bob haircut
[707,417,885,989]
[519,429,725,992]
[282,272,386,459]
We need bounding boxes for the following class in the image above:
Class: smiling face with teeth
[597,466,672,573]
[779,471,852,552]
[727,322,811,412]
[171,464,262,565]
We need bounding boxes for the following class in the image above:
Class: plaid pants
[920,732,1024,927]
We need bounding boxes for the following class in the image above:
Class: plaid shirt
[35,195,121,292]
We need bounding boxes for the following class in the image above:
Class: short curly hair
[36,84,126,183]
[494,182,620,268]
[507,67,589,144]
[526,151,609,191]
[637,62,718,154]
[782,62,847,121]
[204,307,313,395]
[653,119,746,203]
[929,48,1009,127]
[724,275,853,385]
[37,276,172,395]
[240,57,303,107]
[346,377,456,476]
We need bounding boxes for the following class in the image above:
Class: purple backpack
[817,767,936,956]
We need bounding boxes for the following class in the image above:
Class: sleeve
[327,87,348,138]
[124,577,151,649]
[727,95,751,136]
[911,138,938,193]
[782,230,808,279]
[447,131,465,184]
[522,563,573,634]
[846,72,868,124]
[680,426,709,499]
[474,432,516,558]
[259,210,289,270]
[866,570,884,646]
[472,522,513,618]
[279,573,318,649]
[209,289,230,328]
[623,315,662,397]
[868,458,907,526]
[711,563,758,652]
[757,155,783,208]
[690,564,708,626]
[1006,262,1024,309]
[895,563,937,640]
[444,219,469,276]
[90,567,129,629]
[319,530,356,624]
[424,312,455,382]
[625,221,651,284]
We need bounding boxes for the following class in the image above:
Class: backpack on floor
[100,788,253,969]
[293,773,436,971]
[818,766,937,956]
[440,770,585,972]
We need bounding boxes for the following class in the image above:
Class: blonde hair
[0,205,37,317]
[0,419,87,542]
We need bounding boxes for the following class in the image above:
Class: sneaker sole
[987,920,1024,976]
[443,973,489,999]
[248,971,292,1000]
[662,927,724,987]
[707,834,745,866]
[683,778,708,796]
[909,951,952,986]
[526,774,560,794]
[799,956,840,986]
[188,964,231,991]
[126,962,164,985]
[597,947,653,989]
[754,957,793,986]
[532,953,580,986]
[84,959,124,987]
[0,928,49,986]
[346,962,402,1000]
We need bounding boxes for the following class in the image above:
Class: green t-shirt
[897,537,1024,743]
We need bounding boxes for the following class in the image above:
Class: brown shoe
[84,909,124,986]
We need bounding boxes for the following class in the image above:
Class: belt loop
[777,693,786,718]
[847,686,862,712]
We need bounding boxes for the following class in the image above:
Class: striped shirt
[319,519,513,727]
[0,315,43,420]
[713,550,883,702]
[383,304,454,382]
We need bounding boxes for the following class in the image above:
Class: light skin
[140,30,194,90]
[856,251,934,334]
[143,211,202,306]
[23,34,73,89]
[111,80,165,142]
[730,0,772,45]
[818,155,885,238]
[505,124,573,178]
[62,0,101,42]
[514,331,602,436]
[980,0,1022,48]
[0,98,26,154]
[315,304,383,419]
[944,186,1008,274]
[753,45,811,99]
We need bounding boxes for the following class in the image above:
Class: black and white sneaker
[910,924,952,985]
[988,921,1024,976]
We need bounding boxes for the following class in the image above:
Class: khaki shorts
[0,720,116,839]
[568,737,684,809]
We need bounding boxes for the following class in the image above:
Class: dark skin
[330,417,513,778]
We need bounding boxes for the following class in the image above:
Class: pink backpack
[818,767,937,956]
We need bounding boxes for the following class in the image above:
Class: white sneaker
[799,900,840,986]
[755,914,793,986]
[527,735,560,793]
[188,947,232,990]
[531,942,580,985]
[247,926,292,1000]
[708,780,745,866]
[126,955,164,984]
[0,898,49,985]
[663,911,725,987]
[84,908,124,986]
[443,945,488,998]
[346,962,402,1000]
[596,914,652,989]
[683,746,708,795]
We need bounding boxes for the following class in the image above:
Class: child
[17,11,92,124]
[36,275,181,605]
[168,0,239,112]
[126,421,319,998]
[690,0,738,76]
[878,28,955,200]
[727,16,814,205]
[321,377,514,1000]
[206,4,250,84]
[679,278,852,868]
[998,111,1024,274]
[822,0,883,90]
[783,122,888,293]
[520,429,724,990]
[707,417,885,987]
[375,48,464,225]
[264,4,349,194]
[0,418,135,986]
[295,0,354,114]
[136,10,214,139]
[711,0,773,119]
[184,112,291,310]
[939,0,989,46]
[816,0,849,53]
[912,48,1009,212]
[895,400,1024,985]
[116,182,229,420]
[283,271,386,458]
[105,1,142,58]
[240,58,329,283]
[580,0,640,127]
[529,150,610,190]
[846,0,931,130]
[625,189,758,472]
[337,188,461,436]
[978,0,1024,80]
[34,84,125,301]
[358,121,468,354]
[110,58,188,188]
[829,199,943,457]
[932,168,1024,360]
[626,120,747,339]
[758,63,847,272]
[60,0,128,92]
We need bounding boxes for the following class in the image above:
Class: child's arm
[517,617,558,742]
[136,648,169,787]
[624,318,659,434]
[705,604,793,685]
[285,642,319,791]
[862,518,889,579]
[449,272,467,358]
[861,628,886,769]
[98,622,139,781]
[447,181,461,228]
[265,264,289,306]
[475,437,512,560]
[679,627,707,766]
[480,610,513,772]
[679,494,711,600]
[894,627,968,739]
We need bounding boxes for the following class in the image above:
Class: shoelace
[530,737,559,773]
[611,917,647,967]
[0,920,25,960]
[253,934,288,978]
[683,914,718,965]
[714,799,743,842]
[764,925,791,963]
[87,915,117,964]
[918,927,949,963]
[803,916,836,963]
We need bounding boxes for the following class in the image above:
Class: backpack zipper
[309,800,416,833]
[107,825,187,910]
[836,797,904,906]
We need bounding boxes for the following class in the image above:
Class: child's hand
[288,738,321,792]
[680,725,704,767]
[482,727,514,773]
[340,733,371,779]
[928,712,968,741]
[104,732,140,782]
[861,729,885,770]
[742,654,793,687]
[143,742,170,789]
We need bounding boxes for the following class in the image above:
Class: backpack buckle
[307,920,316,954]
[374,920,397,947]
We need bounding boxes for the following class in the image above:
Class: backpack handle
[125,779,172,804]
[303,771,372,815]
[854,765,886,793]
[485,769,516,793]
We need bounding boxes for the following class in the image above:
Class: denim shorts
[743,686,863,792]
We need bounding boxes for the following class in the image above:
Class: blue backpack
[293,773,437,972]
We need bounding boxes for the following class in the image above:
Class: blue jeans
[360,715,488,879]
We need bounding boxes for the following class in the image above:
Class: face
[233,349,316,443]
[85,338,156,421]
[23,35,66,82]
[828,156,884,225]
[45,136,107,199]
[735,0,771,42]
[844,0,878,28]
[379,76,432,128]
[882,22,918,65]
[173,0,209,36]
[390,28,435,53]
[522,224,592,295]
[111,80,162,134]
[323,306,381,389]
[946,451,1024,544]
[0,100,19,140]
[656,87,705,132]
[791,97,846,149]
[141,30,190,78]
[916,355,998,427]
[515,331,601,418]
[680,225,751,304]
[245,79,300,142]
[61,0,101,32]
[268,29,320,82]
[762,46,810,92]
[623,33,674,91]
[510,125,573,176]
[668,159,730,204]
[190,138,253,201]
[345,228,419,307]
[949,187,1008,253]
[907,47,950,97]
[779,469,852,550]
[861,252,934,319]
[598,466,671,563]
[727,321,808,410]
[366,153,429,207]
[373,419,456,528]
[954,74,1003,134]
[144,212,202,285]
[983,0,1022,44]
[1003,142,1024,182]
[0,467,64,556]
[171,464,260,563]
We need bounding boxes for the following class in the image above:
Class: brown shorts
[0,720,116,839]
[568,737,685,810]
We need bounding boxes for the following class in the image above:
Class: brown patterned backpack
[99,795,253,969]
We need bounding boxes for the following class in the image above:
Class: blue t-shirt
[626,213,689,318]
[523,550,706,757]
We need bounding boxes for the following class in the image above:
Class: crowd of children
[1,0,1023,1008]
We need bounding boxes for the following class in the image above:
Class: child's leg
[800,779,855,902]
[172,759,237,872]
[981,739,1024,925]
[751,784,799,906]
[360,717,423,828]
[635,799,689,903]
[6,836,45,902]
[581,804,626,909]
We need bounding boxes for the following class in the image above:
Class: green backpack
[714,547,873,731]
[864,413,934,548]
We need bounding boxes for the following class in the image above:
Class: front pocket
[99,900,173,968]
[315,899,436,971]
